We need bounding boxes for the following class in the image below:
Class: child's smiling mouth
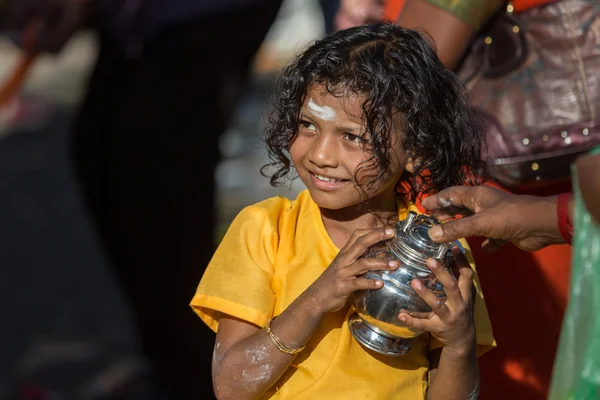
[309,171,351,190]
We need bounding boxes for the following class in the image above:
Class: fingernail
[429,225,442,240]
[375,280,383,287]
[426,258,438,269]
[399,315,407,322]
[385,228,394,236]
[412,280,423,290]
[388,260,399,268]
[439,198,452,208]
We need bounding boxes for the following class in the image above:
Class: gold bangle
[265,317,306,356]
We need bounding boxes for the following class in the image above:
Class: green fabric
[422,0,505,30]
[549,146,600,400]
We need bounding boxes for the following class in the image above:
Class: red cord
[557,192,573,245]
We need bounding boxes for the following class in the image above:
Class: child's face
[290,85,412,212]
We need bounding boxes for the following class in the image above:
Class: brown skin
[212,87,479,399]
[422,151,600,250]
[291,87,410,240]
[421,186,571,251]
[396,0,478,69]
[335,0,491,69]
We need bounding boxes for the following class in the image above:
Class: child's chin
[308,190,359,211]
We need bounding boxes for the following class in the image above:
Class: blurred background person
[68,1,283,398]
[336,0,599,399]
[0,0,336,398]
[4,0,285,398]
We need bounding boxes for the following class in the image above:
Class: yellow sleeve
[429,238,496,357]
[190,200,282,332]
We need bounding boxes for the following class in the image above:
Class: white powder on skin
[213,342,224,370]
[244,344,270,364]
[214,342,275,394]
[241,344,274,384]
[241,364,274,384]
[212,342,227,397]
[307,98,338,121]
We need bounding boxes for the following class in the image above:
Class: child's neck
[320,192,399,249]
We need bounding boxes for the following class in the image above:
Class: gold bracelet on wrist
[265,317,306,356]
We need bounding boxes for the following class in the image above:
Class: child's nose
[309,135,338,168]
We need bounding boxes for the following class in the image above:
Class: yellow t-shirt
[191,190,495,399]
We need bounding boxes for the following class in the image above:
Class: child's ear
[405,158,417,173]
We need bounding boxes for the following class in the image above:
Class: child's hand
[398,247,476,354]
[307,227,399,315]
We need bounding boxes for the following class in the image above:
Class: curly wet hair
[262,22,486,201]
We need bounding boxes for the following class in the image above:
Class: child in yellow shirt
[191,22,495,399]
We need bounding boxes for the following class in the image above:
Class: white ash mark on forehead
[307,98,338,121]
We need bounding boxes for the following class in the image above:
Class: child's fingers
[398,309,434,319]
[342,226,395,262]
[345,257,399,277]
[398,312,437,332]
[411,279,451,320]
[339,228,372,253]
[426,258,462,308]
[452,247,475,303]
[344,276,384,293]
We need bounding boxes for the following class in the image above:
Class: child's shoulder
[233,190,312,230]
[244,195,293,214]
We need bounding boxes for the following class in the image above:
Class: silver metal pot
[349,211,458,356]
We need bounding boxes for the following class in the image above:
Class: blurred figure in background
[1,0,282,398]
[320,0,342,34]
[336,0,600,398]
[335,0,385,31]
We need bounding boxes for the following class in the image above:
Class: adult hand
[334,0,385,31]
[0,0,93,53]
[421,186,565,252]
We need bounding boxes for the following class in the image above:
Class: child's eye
[343,133,364,144]
[300,121,317,132]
